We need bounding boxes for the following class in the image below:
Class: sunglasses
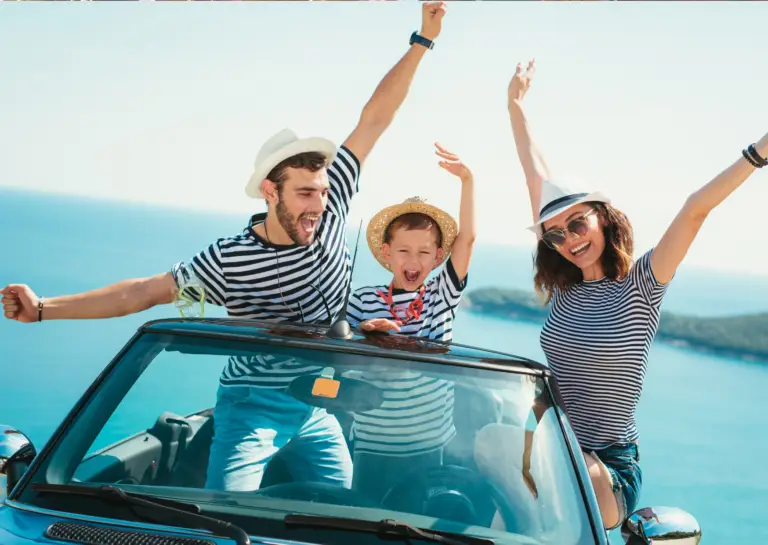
[541,209,597,249]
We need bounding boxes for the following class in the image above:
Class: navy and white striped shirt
[540,249,669,450]
[345,258,467,456]
[171,145,360,389]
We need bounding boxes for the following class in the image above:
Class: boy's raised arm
[435,143,476,281]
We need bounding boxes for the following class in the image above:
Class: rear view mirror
[0,425,36,497]
[288,369,384,413]
[622,506,701,544]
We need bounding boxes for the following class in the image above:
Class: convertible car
[1,317,701,545]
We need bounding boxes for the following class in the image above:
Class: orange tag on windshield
[312,377,340,399]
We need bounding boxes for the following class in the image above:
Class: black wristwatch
[409,31,434,50]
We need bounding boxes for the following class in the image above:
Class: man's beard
[276,198,315,246]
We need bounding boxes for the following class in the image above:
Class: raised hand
[420,1,447,41]
[1,284,40,323]
[360,318,402,333]
[508,59,536,103]
[435,142,472,181]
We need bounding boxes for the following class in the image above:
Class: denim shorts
[587,442,642,529]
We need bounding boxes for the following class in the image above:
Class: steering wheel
[380,465,518,530]
[253,482,379,508]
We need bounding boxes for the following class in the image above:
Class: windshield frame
[8,322,606,545]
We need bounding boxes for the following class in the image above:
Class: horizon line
[4,183,768,281]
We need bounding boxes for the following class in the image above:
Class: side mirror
[622,506,701,544]
[0,425,37,496]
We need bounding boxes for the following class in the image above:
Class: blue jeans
[588,442,642,529]
[205,385,353,491]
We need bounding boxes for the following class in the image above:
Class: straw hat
[366,196,459,270]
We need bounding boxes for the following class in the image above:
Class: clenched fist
[1,284,40,323]
[420,1,447,42]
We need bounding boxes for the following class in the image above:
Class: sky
[1,1,767,275]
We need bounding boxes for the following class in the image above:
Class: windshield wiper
[284,514,494,545]
[32,483,251,545]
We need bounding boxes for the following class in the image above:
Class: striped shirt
[171,145,360,389]
[345,258,467,456]
[540,249,669,450]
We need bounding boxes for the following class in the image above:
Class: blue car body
[0,318,698,545]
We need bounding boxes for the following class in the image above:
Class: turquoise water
[2,187,768,543]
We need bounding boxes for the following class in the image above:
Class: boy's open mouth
[404,270,420,283]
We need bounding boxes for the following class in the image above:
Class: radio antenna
[327,219,363,340]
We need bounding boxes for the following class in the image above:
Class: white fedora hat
[245,128,338,199]
[528,179,610,234]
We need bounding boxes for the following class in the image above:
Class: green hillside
[462,287,768,362]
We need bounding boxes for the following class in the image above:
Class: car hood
[0,501,315,545]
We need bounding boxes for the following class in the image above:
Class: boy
[346,142,476,500]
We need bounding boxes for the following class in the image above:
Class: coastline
[461,287,768,364]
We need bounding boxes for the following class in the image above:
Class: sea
[2,187,768,544]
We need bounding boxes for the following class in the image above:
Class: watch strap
[409,31,434,50]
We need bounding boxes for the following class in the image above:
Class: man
[1,1,448,492]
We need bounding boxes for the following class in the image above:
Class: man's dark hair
[265,152,328,195]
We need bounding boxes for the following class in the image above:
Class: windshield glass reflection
[22,332,594,545]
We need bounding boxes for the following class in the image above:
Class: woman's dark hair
[533,202,634,304]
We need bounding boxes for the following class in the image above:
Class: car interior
[72,382,513,528]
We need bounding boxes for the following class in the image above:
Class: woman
[506,59,768,529]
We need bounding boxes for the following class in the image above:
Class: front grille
[45,522,215,545]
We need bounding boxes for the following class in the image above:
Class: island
[461,287,768,363]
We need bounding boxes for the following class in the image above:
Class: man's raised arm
[342,1,446,165]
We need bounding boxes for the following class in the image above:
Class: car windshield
[16,328,596,545]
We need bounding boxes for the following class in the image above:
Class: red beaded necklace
[376,283,426,325]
